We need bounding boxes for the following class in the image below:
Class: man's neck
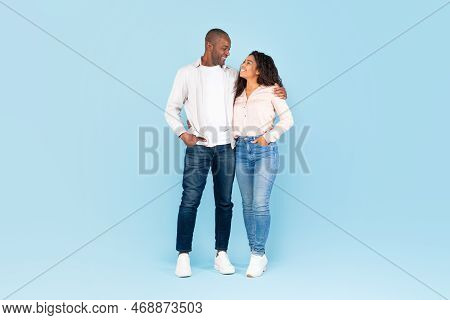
[201,55,217,67]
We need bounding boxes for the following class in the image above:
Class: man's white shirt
[165,58,238,148]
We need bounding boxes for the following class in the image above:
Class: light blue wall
[1,0,449,299]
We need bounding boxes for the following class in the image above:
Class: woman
[233,51,294,277]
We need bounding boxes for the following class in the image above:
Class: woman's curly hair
[234,51,283,102]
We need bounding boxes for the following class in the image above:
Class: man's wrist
[176,125,187,136]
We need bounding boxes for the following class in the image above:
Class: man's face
[211,36,231,66]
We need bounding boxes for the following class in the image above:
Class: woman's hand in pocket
[252,136,269,147]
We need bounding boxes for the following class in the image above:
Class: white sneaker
[214,251,235,275]
[175,253,192,278]
[246,254,268,278]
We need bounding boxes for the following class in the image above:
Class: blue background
[1,0,449,299]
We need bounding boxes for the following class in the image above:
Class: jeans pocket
[255,142,273,149]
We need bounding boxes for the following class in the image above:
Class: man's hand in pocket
[180,132,207,147]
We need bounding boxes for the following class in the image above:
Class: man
[165,28,286,277]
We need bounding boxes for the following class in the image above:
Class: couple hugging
[165,28,294,278]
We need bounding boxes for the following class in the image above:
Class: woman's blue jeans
[235,136,279,256]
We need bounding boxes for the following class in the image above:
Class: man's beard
[213,54,223,66]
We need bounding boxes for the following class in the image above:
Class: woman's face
[239,55,259,80]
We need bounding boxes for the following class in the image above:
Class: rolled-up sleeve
[263,95,294,143]
[165,69,188,137]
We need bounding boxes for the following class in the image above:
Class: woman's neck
[245,78,260,96]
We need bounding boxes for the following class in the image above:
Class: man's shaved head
[205,28,230,44]
[203,28,231,66]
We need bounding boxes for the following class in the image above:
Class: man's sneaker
[214,251,235,275]
[246,254,268,278]
[175,253,192,278]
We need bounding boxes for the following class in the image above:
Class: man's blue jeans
[176,143,235,252]
[235,136,279,256]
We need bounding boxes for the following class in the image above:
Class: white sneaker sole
[246,265,267,278]
[214,264,235,275]
[175,272,192,278]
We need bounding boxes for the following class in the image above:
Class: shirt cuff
[263,131,277,143]
[176,128,187,138]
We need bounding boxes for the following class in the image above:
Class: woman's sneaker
[246,254,268,278]
[175,253,192,278]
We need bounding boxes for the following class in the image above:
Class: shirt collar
[193,58,228,70]
[239,85,266,98]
